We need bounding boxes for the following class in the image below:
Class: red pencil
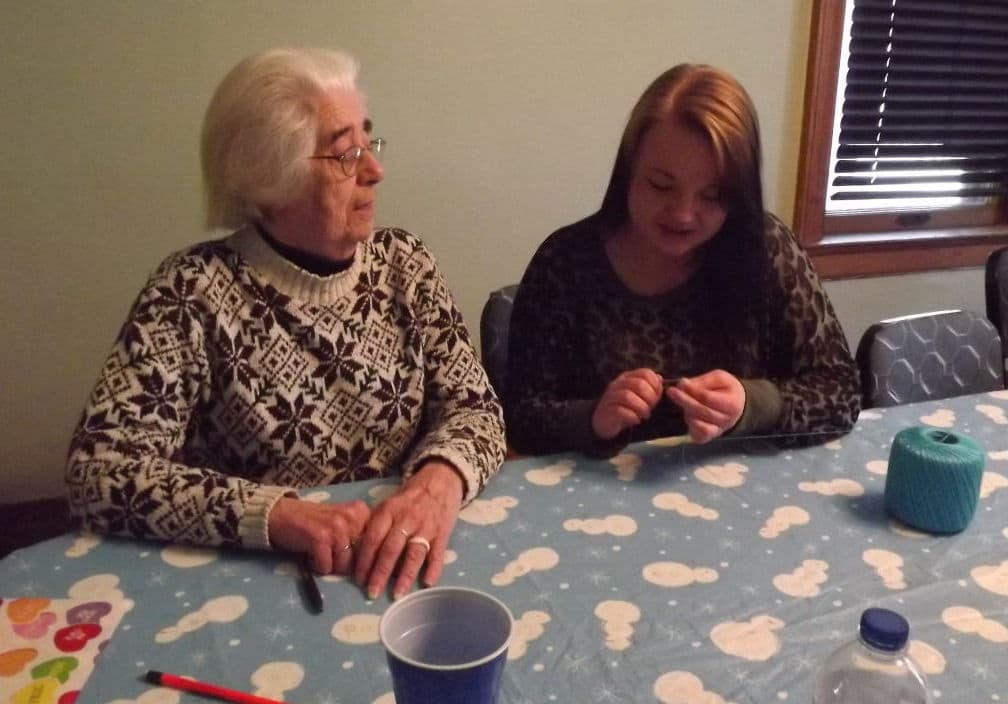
[145,670,286,704]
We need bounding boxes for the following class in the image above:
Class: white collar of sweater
[227,226,368,306]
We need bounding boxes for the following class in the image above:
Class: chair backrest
[985,245,1008,378]
[479,284,519,398]
[855,309,1005,408]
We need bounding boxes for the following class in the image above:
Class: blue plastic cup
[379,586,513,704]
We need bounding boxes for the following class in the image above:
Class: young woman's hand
[591,368,664,440]
[665,370,746,442]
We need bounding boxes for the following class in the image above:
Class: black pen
[299,557,324,613]
[662,376,682,390]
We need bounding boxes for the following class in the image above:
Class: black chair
[0,496,75,558]
[479,284,518,397]
[855,309,1004,408]
[985,245,1008,382]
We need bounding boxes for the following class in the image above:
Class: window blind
[826,0,1008,212]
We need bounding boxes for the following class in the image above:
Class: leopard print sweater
[66,227,505,548]
[504,214,861,455]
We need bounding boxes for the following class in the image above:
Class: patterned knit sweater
[504,214,861,454]
[66,227,506,549]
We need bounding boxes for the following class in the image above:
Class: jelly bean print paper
[1,596,129,704]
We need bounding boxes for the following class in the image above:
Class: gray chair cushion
[480,284,519,397]
[985,245,1008,378]
[856,309,1005,408]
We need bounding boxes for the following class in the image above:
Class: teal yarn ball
[884,427,985,534]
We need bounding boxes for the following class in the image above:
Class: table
[3,391,1007,704]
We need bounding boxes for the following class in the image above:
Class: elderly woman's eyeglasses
[309,138,386,176]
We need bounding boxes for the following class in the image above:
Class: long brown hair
[599,64,771,357]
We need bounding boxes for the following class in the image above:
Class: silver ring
[339,543,353,552]
[397,528,410,537]
[407,536,431,552]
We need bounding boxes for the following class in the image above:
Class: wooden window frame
[794,0,1008,279]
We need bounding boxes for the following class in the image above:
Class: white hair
[200,48,360,230]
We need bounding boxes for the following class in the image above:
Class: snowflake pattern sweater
[66,226,505,549]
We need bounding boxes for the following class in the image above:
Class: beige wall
[0,1,984,502]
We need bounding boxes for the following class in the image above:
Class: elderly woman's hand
[591,368,664,440]
[268,497,372,575]
[353,461,464,600]
[665,370,746,443]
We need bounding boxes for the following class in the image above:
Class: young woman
[504,64,860,456]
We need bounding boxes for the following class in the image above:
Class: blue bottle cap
[859,608,909,651]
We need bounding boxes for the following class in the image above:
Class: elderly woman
[66,48,505,601]
[505,64,860,455]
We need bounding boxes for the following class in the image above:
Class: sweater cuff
[729,379,784,437]
[566,399,629,458]
[238,484,297,550]
[405,447,480,505]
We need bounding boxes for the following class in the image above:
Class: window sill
[805,226,1008,279]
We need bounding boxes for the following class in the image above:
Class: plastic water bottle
[813,608,930,704]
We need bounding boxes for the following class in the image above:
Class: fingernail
[392,590,404,601]
[367,588,379,600]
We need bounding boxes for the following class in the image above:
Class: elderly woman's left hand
[353,461,464,600]
[665,370,746,443]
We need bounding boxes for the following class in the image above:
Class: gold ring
[407,536,431,552]
[339,543,353,552]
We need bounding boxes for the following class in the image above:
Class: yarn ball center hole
[926,430,959,445]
